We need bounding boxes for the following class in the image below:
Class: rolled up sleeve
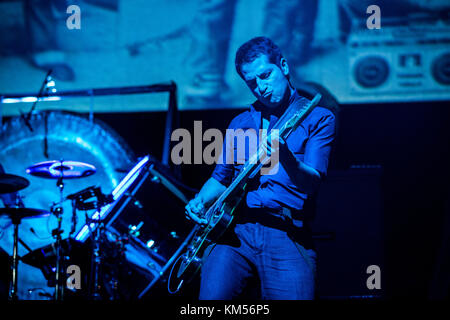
[303,111,336,178]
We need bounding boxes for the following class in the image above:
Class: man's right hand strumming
[185,196,208,225]
[184,177,227,226]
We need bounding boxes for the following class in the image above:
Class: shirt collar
[249,89,299,120]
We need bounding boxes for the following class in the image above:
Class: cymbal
[0,207,50,220]
[26,160,96,179]
[0,173,30,194]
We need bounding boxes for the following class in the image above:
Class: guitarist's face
[240,54,291,109]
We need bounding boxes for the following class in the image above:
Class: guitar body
[176,186,246,280]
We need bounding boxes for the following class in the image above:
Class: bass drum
[0,110,135,299]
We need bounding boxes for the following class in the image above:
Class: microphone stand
[21,69,52,132]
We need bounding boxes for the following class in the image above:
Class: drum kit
[0,159,99,301]
[1,153,196,301]
[0,102,193,299]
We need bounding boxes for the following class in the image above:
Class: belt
[238,206,305,229]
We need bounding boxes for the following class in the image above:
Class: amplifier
[311,167,384,299]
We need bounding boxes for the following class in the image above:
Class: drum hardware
[26,159,97,300]
[90,220,105,300]
[98,229,130,300]
[52,166,66,300]
[0,207,50,301]
[144,238,161,255]
[66,186,113,237]
[20,237,82,278]
[70,199,78,238]
[67,186,113,212]
[83,214,109,299]
[67,155,198,299]
[151,176,161,184]
[21,237,85,300]
[84,218,129,300]
[66,180,144,299]
[127,222,163,255]
[27,288,53,299]
[145,239,155,249]
[68,187,115,300]
[128,221,144,237]
[169,231,180,239]
[121,192,144,211]
[0,171,36,300]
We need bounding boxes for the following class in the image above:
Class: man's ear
[280,57,289,76]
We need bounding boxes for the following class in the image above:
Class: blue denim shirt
[212,91,336,212]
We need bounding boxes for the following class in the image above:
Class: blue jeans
[199,219,317,300]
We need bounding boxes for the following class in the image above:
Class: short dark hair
[235,36,283,78]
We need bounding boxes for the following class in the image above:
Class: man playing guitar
[185,37,336,300]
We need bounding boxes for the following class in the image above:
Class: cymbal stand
[92,221,104,300]
[52,163,65,301]
[8,215,22,301]
[8,193,27,301]
[72,187,110,300]
[84,212,105,300]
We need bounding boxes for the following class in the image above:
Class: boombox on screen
[348,20,450,100]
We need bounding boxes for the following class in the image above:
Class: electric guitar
[171,93,322,286]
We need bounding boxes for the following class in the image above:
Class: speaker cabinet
[311,167,384,299]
